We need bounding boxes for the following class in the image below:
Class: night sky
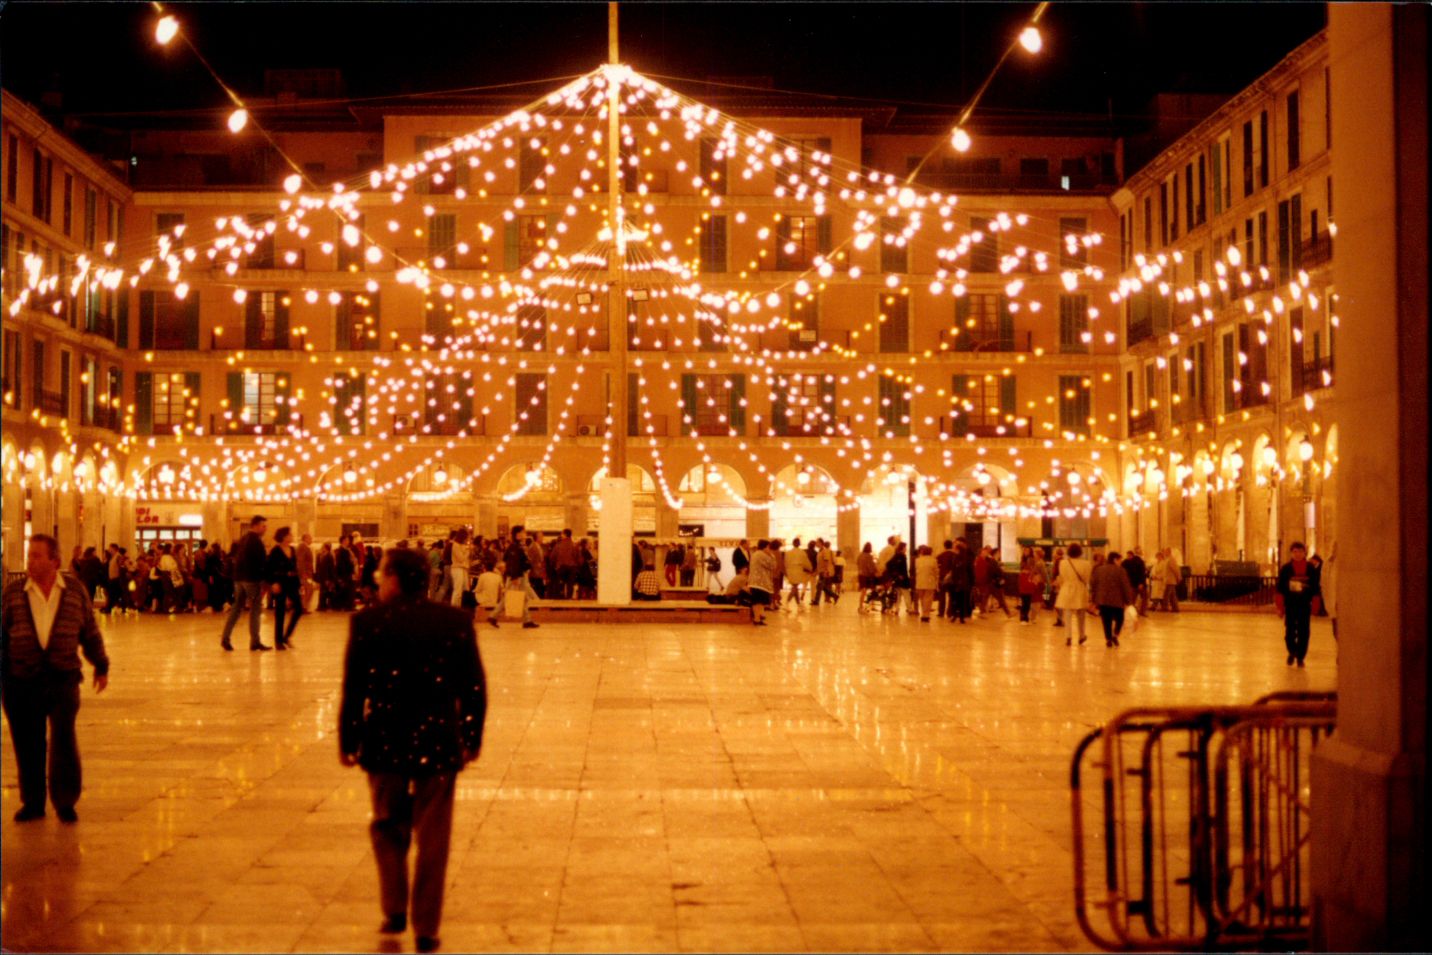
[0,2,1326,129]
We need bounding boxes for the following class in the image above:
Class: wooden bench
[523,599,748,624]
[659,587,712,601]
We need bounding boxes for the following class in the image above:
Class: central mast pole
[606,1,628,478]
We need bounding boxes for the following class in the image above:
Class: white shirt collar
[24,574,66,597]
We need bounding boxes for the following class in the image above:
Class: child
[474,561,503,628]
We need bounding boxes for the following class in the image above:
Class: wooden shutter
[184,373,200,427]
[227,372,244,430]
[817,215,833,254]
[999,376,1017,415]
[274,292,290,347]
[998,296,1015,350]
[954,297,973,352]
[504,221,519,272]
[244,295,262,347]
[275,372,292,426]
[135,372,153,435]
[680,374,698,435]
[949,374,970,436]
[184,296,200,350]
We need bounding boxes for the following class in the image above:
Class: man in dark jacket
[732,539,751,576]
[1122,548,1149,615]
[1275,541,1322,667]
[1,534,110,822]
[501,526,539,628]
[340,547,487,954]
[219,515,271,651]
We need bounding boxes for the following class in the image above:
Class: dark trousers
[104,578,128,614]
[2,674,82,812]
[221,580,265,648]
[367,772,457,938]
[273,584,303,647]
[1018,593,1034,622]
[947,588,970,621]
[1099,605,1125,643]
[1284,609,1312,662]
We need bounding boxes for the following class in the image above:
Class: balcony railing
[1301,234,1333,270]
[938,415,1032,438]
[770,414,855,438]
[209,412,304,436]
[941,329,1034,353]
[84,317,117,342]
[1171,396,1206,425]
[1293,354,1335,396]
[1227,385,1271,412]
[629,414,669,437]
[1127,409,1158,437]
[82,406,122,431]
[36,390,67,416]
[393,412,485,436]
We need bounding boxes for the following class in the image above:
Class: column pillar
[292,497,318,539]
[563,494,590,537]
[1312,5,1427,949]
[475,495,498,538]
[836,504,861,560]
[381,493,407,542]
[745,498,771,541]
[201,500,226,545]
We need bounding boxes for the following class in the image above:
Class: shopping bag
[504,587,527,620]
[1123,604,1140,633]
[92,587,108,610]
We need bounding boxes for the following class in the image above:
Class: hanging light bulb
[343,468,357,485]
[254,464,268,484]
[1262,446,1277,468]
[227,109,249,134]
[797,469,812,486]
[951,128,972,153]
[1299,440,1314,462]
[155,14,179,45]
[283,173,302,195]
[1018,25,1043,53]
[433,466,448,486]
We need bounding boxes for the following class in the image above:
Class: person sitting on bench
[632,560,662,601]
[708,567,750,605]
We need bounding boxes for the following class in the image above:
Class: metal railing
[393,412,484,436]
[36,389,67,416]
[938,415,1031,438]
[1300,234,1332,270]
[208,412,304,436]
[1127,409,1158,438]
[1071,692,1337,951]
[1187,574,1278,605]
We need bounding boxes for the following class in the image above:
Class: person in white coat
[1055,542,1094,646]
[784,538,813,610]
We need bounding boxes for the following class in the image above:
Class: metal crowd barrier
[1071,691,1337,951]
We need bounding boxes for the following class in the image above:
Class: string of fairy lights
[1,5,1336,528]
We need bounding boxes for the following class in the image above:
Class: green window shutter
[728,374,746,435]
[227,372,245,432]
[504,221,519,272]
[949,375,970,436]
[1222,334,1236,411]
[275,372,292,426]
[135,372,153,435]
[817,214,833,254]
[138,291,155,350]
[184,373,200,427]
[998,296,1015,350]
[820,377,836,419]
[776,216,791,249]
[184,295,201,350]
[274,292,290,347]
[116,287,129,347]
[999,376,1017,415]
[455,374,473,428]
[244,295,261,347]
[771,380,789,437]
[680,374,698,435]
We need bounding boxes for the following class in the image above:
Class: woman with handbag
[1055,542,1093,646]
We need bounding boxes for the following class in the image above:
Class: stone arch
[677,463,747,540]
[772,463,841,546]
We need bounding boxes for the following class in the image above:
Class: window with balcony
[244,291,291,350]
[949,373,1017,437]
[337,213,366,271]
[1058,375,1091,436]
[519,137,547,193]
[135,371,199,435]
[969,215,999,272]
[138,291,200,350]
[332,373,366,435]
[81,355,97,427]
[953,293,1014,352]
[246,213,275,269]
[1277,195,1303,283]
[226,371,292,431]
[516,303,546,351]
[2,329,20,408]
[505,213,550,271]
[31,340,45,410]
[788,293,820,351]
[878,293,909,353]
[155,212,185,250]
[771,374,835,436]
[413,135,468,195]
[514,372,548,435]
[876,376,911,438]
[681,373,746,436]
[1059,217,1088,268]
[423,372,474,434]
[335,292,380,351]
[1018,157,1050,188]
[775,214,828,271]
[429,213,456,262]
[699,214,727,273]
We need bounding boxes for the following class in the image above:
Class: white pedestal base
[596,477,632,606]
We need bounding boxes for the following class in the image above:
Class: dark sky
[0,2,1326,127]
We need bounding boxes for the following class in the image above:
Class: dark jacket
[502,540,530,580]
[1,574,110,682]
[233,531,268,582]
[732,546,750,574]
[334,546,356,581]
[884,553,911,588]
[947,550,975,591]
[1090,563,1136,608]
[339,597,488,777]
[266,544,300,590]
[1122,555,1147,588]
[1275,559,1322,613]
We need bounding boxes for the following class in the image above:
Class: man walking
[220,515,272,651]
[339,548,488,953]
[502,526,540,629]
[1,534,110,822]
[1275,542,1322,667]
[297,533,316,613]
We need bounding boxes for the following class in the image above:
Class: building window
[83,188,97,249]
[771,374,835,437]
[776,214,826,271]
[332,373,366,435]
[953,293,1013,351]
[789,293,819,351]
[1259,110,1270,189]
[1159,181,1169,246]
[519,137,547,193]
[514,372,547,436]
[245,291,291,350]
[1059,217,1088,267]
[1243,120,1255,197]
[31,340,45,409]
[1142,198,1153,253]
[1058,375,1091,436]
[2,329,20,408]
[515,303,546,351]
[881,216,909,273]
[4,134,16,203]
[699,215,727,273]
[1059,294,1089,354]
[876,375,911,438]
[1277,195,1303,283]
[424,372,473,433]
[413,135,467,195]
[1287,90,1301,171]
[969,215,999,272]
[62,173,73,236]
[245,213,275,268]
[337,213,365,271]
[507,213,548,270]
[878,293,909,353]
[699,138,726,196]
[681,373,745,436]
[138,291,200,351]
[156,212,185,249]
[81,355,97,426]
[152,372,192,431]
[1018,157,1049,186]
[429,213,456,261]
[336,292,380,351]
[949,373,1015,436]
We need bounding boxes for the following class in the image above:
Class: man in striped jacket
[1,534,110,823]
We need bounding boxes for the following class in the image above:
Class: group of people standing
[711,538,844,624]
